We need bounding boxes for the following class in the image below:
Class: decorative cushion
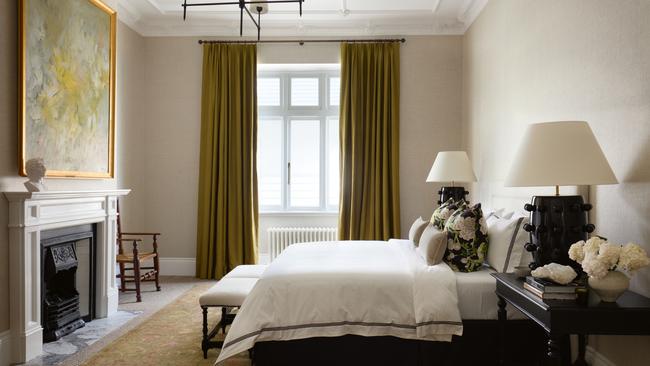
[417,224,448,265]
[431,198,465,230]
[486,215,528,273]
[444,203,489,273]
[408,217,430,246]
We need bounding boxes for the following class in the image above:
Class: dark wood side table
[493,273,650,366]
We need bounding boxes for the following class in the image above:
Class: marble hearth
[3,190,130,364]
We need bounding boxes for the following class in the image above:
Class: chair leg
[154,255,161,291]
[202,306,209,359]
[133,259,142,303]
[118,262,126,292]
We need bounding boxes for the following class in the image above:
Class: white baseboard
[0,330,11,366]
[586,345,617,366]
[159,256,271,276]
[158,257,196,276]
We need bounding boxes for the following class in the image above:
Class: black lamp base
[522,195,594,272]
[437,186,469,206]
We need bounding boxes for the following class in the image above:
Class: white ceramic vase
[588,271,630,302]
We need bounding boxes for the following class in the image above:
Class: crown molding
[117,0,488,37]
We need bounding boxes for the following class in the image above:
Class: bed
[215,243,540,366]
[216,239,463,364]
[215,187,585,365]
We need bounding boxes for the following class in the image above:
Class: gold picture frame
[19,0,116,178]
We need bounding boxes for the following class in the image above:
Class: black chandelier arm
[243,6,260,30]
[242,5,261,40]
[258,9,261,40]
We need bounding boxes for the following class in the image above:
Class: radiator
[268,227,338,261]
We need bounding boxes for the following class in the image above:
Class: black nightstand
[492,273,650,366]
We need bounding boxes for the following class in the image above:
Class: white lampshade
[505,121,618,187]
[426,151,477,183]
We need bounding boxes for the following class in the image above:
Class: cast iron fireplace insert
[41,224,97,342]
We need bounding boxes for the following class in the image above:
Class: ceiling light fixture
[181,0,305,41]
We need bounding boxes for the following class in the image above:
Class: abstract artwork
[20,0,116,178]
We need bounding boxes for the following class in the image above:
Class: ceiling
[117,0,489,37]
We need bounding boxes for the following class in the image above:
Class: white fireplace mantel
[3,189,130,364]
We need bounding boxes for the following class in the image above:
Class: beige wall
[400,36,463,231]
[139,37,203,258]
[0,0,144,333]
[116,23,147,233]
[462,0,650,364]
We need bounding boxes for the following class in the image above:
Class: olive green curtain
[196,44,258,280]
[338,42,401,241]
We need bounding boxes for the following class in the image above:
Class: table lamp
[505,121,618,270]
[426,151,477,205]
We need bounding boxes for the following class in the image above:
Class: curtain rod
[197,38,406,45]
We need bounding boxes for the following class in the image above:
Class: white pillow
[510,212,533,267]
[486,215,528,273]
[485,208,516,220]
[519,249,533,267]
[500,211,515,219]
[408,216,429,245]
[417,224,448,266]
[485,208,504,220]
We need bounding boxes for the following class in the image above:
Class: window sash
[258,69,340,213]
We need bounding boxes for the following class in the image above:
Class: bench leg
[202,306,209,359]
[221,307,228,334]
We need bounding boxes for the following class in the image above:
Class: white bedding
[455,267,525,320]
[216,239,463,364]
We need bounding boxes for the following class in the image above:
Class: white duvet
[216,239,463,364]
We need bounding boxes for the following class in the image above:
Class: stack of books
[524,276,585,300]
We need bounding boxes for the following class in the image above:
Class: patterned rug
[82,284,251,366]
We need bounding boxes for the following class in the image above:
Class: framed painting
[19,0,116,178]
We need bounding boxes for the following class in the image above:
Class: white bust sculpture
[24,158,48,192]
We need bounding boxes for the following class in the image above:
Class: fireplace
[41,224,96,342]
[4,189,130,363]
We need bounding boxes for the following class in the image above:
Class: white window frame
[258,67,340,213]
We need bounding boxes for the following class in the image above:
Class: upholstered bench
[199,265,266,358]
[223,264,267,279]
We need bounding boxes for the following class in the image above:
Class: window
[257,67,340,212]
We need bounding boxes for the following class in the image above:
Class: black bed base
[252,320,548,366]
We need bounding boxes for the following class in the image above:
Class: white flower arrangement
[569,237,650,279]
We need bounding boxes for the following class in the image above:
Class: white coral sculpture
[531,263,578,285]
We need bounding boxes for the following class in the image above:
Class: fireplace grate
[42,241,85,342]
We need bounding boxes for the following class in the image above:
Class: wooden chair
[115,201,161,302]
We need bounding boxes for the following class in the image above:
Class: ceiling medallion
[182,0,305,40]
